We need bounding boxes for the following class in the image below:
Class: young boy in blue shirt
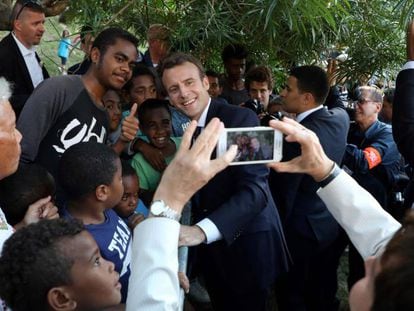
[58,142,132,303]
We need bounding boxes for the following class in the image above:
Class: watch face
[151,201,164,215]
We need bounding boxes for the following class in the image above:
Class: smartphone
[217,126,283,165]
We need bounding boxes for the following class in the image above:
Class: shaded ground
[184,252,350,311]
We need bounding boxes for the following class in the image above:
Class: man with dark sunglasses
[0,0,49,118]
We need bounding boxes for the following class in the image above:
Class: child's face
[103,90,122,132]
[63,230,122,309]
[129,75,157,106]
[106,159,124,208]
[141,108,172,149]
[114,174,139,218]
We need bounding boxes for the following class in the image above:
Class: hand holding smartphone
[217,126,283,165]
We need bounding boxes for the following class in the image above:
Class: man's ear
[300,92,314,107]
[96,184,109,201]
[202,75,210,91]
[90,47,101,64]
[47,287,77,311]
[13,19,21,32]
[375,102,382,113]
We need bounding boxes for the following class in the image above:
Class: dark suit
[193,99,289,311]
[0,33,49,118]
[394,68,414,210]
[270,106,349,311]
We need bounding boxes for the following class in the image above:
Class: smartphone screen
[217,126,283,165]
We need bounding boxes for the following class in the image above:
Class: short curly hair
[58,141,119,201]
[0,219,84,311]
[244,66,273,92]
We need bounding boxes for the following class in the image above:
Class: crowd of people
[0,0,414,311]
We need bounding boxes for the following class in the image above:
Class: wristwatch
[318,163,341,188]
[150,200,181,221]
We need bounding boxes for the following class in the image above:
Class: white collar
[197,97,212,127]
[12,32,36,57]
[296,105,324,123]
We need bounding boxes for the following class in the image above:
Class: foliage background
[1,0,409,88]
[55,0,407,90]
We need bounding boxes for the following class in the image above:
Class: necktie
[192,126,203,146]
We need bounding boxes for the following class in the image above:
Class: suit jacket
[270,106,349,248]
[192,99,289,293]
[394,68,414,166]
[0,33,49,118]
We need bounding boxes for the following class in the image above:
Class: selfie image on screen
[228,131,274,163]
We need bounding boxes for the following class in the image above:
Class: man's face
[207,76,221,98]
[381,99,392,122]
[0,101,22,179]
[224,58,246,81]
[92,39,138,91]
[14,9,45,48]
[62,230,122,309]
[280,76,305,114]
[128,75,157,106]
[250,137,260,152]
[249,81,271,109]
[150,38,171,60]
[162,62,210,120]
[355,90,381,125]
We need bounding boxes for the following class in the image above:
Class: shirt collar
[12,32,36,56]
[296,105,324,123]
[197,97,212,127]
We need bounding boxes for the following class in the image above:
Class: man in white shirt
[0,0,49,118]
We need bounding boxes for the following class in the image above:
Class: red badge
[363,147,382,169]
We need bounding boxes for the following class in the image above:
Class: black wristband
[318,163,341,188]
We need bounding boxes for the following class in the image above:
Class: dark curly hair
[0,163,55,226]
[137,98,171,126]
[92,27,138,58]
[58,141,119,201]
[221,43,248,63]
[0,219,84,311]
[244,65,274,92]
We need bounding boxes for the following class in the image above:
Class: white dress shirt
[12,33,44,88]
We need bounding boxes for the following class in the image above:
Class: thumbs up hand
[120,103,139,142]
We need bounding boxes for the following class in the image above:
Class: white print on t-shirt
[108,219,130,260]
[53,117,107,154]
[108,219,132,277]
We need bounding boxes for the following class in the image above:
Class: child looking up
[58,142,132,303]
[0,219,122,311]
[114,160,146,230]
[131,99,181,206]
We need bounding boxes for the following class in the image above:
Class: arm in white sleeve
[126,218,180,311]
[317,170,401,259]
[196,218,223,244]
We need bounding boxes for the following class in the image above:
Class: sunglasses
[15,0,41,20]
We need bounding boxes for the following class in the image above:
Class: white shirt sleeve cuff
[196,218,223,244]
[402,61,414,71]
